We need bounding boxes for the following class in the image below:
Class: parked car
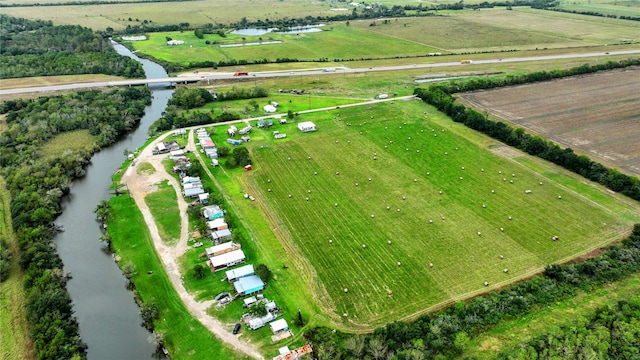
[215,292,230,301]
[233,323,241,334]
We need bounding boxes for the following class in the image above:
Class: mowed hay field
[459,67,640,177]
[236,100,639,327]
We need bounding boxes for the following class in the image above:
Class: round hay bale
[481,168,485,172]
[374,156,377,160]
[509,180,514,184]
[421,130,424,133]
[429,263,434,268]
[370,214,375,218]
[441,216,446,220]
[288,194,292,198]
[461,167,465,170]
[432,129,435,132]
[482,204,486,208]
[484,282,489,286]
[508,216,512,220]
[408,137,412,140]
[384,146,388,149]
[414,179,418,182]
[359,132,363,135]
[499,255,504,259]
[459,177,463,180]
[268,179,271,183]
[500,227,504,232]
[386,206,391,210]
[355,183,359,186]
[539,182,543,185]
[491,190,495,194]
[314,172,318,175]
[402,196,406,200]
[499,171,502,174]
[406,148,409,151]
[390,140,393,144]
[308,156,311,160]
[397,208,401,212]
[385,127,388,129]
[308,190,311,193]
[512,173,516,177]
[558,195,562,199]
[429,219,433,224]
[362,244,366,249]
[434,134,438,137]
[288,157,291,161]
[306,197,309,201]
[442,129,445,132]
[387,240,392,245]
[503,268,508,273]
[370,116,373,119]
[374,153,377,156]
[336,172,340,175]
[439,190,443,194]
[416,150,420,153]
[329,240,333,244]
[344,288,348,293]
[336,140,339,144]
[335,203,338,207]
[268,189,272,192]
[478,232,482,236]
[397,262,401,266]
[368,178,372,182]
[503,178,507,181]
[347,141,351,144]
[444,152,448,155]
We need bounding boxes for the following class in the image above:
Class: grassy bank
[108,192,248,360]
[0,177,35,360]
[144,179,181,246]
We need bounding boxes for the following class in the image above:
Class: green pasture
[206,100,639,327]
[557,0,640,17]
[108,194,248,360]
[129,25,440,66]
[144,179,181,246]
[41,130,98,159]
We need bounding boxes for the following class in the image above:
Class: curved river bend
[55,43,173,360]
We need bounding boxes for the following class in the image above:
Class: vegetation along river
[54,42,173,359]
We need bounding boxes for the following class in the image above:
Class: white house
[297,121,317,132]
[263,104,277,113]
[166,40,185,46]
[226,264,254,283]
[209,249,246,271]
[269,319,289,334]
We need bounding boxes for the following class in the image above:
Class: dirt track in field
[458,67,640,177]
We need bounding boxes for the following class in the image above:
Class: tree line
[148,107,240,135]
[0,15,144,79]
[306,224,640,359]
[0,87,151,359]
[414,60,640,201]
[168,86,267,109]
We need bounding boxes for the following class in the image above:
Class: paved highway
[2,49,639,96]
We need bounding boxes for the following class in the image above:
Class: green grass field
[0,177,35,360]
[144,179,181,246]
[206,99,640,327]
[40,130,98,158]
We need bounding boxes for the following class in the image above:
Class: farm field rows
[209,99,640,327]
[459,67,640,177]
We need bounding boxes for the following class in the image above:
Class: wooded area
[0,15,144,79]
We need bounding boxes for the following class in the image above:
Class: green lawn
[41,129,98,159]
[108,193,249,360]
[206,100,640,328]
[144,179,181,246]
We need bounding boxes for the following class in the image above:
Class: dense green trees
[0,15,144,79]
[0,87,151,359]
[0,236,11,282]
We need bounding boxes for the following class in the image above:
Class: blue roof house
[233,275,265,296]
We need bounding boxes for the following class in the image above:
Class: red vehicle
[233,72,249,76]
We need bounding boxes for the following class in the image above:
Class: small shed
[269,319,289,334]
[226,264,255,283]
[278,346,290,356]
[263,105,277,113]
[298,121,317,133]
[227,126,237,137]
[198,193,209,204]
[227,139,242,146]
[211,228,232,243]
[234,275,265,296]
[207,218,228,231]
[243,296,257,307]
[156,142,167,153]
[244,164,253,171]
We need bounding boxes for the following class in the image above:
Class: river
[54,43,173,360]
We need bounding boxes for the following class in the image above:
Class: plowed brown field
[459,67,640,176]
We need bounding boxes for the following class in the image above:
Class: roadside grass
[0,177,35,360]
[41,130,98,158]
[0,114,6,134]
[205,100,640,328]
[459,272,640,358]
[136,161,156,175]
[108,194,249,360]
[144,179,181,246]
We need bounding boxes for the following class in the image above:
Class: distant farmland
[459,67,640,177]
[231,100,639,328]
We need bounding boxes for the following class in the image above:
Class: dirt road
[121,132,264,360]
